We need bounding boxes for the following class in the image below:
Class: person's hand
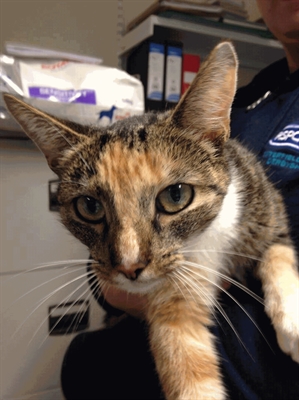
[104,285,148,319]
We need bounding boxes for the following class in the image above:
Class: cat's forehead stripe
[96,141,164,195]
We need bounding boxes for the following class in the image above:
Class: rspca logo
[269,123,299,151]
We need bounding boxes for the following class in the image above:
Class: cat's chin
[112,274,164,295]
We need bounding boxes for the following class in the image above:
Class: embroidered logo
[263,150,299,170]
[269,123,299,151]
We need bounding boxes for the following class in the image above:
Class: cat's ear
[171,41,238,144]
[3,94,86,174]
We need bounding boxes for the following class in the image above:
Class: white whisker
[35,284,91,348]
[37,280,95,348]
[176,267,248,352]
[11,271,91,341]
[183,260,264,305]
[179,264,272,351]
[181,248,262,264]
[168,275,189,303]
[51,273,97,335]
[75,274,107,326]
[173,271,197,303]
[100,281,112,300]
[38,272,102,347]
[69,288,94,334]
[174,269,225,331]
[175,269,211,303]
[3,259,94,282]
[2,265,90,315]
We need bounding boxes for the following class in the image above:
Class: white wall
[0,0,155,68]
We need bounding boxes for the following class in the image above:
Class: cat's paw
[272,286,299,363]
[276,328,299,363]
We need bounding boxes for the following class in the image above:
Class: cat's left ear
[3,94,87,175]
[171,41,238,144]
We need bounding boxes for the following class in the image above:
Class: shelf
[120,14,284,70]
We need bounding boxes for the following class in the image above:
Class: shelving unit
[120,13,284,72]
[1,13,285,138]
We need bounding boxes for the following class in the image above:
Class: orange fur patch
[149,296,225,400]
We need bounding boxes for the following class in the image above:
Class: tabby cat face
[3,41,237,294]
[55,113,230,293]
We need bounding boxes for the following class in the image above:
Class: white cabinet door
[0,268,105,400]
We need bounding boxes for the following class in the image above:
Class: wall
[0,0,155,67]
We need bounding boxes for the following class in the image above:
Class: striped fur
[4,42,299,399]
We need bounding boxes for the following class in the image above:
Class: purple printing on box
[28,87,96,105]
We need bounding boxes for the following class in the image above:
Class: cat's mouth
[112,273,164,295]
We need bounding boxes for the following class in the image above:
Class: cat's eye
[156,184,194,214]
[74,196,105,223]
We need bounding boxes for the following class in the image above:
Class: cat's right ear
[171,41,238,145]
[3,94,86,175]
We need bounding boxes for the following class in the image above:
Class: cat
[4,41,299,400]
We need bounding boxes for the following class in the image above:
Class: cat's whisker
[173,269,223,328]
[3,259,94,283]
[176,267,250,353]
[97,277,108,293]
[28,274,96,347]
[180,248,263,264]
[11,271,91,341]
[171,268,240,350]
[50,271,98,336]
[81,276,109,310]
[100,281,113,300]
[72,294,95,335]
[62,274,106,336]
[168,276,189,304]
[85,271,106,299]
[37,276,98,348]
[36,284,91,349]
[179,265,273,352]
[182,260,264,305]
[68,286,96,335]
[99,280,111,307]
[2,265,91,315]
[173,271,196,303]
[175,269,212,304]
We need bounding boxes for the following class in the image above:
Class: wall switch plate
[49,300,89,335]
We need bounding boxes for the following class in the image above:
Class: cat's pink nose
[116,261,147,281]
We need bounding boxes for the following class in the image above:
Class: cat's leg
[258,243,299,363]
[148,301,225,400]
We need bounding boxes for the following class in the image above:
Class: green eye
[156,184,194,214]
[74,196,104,223]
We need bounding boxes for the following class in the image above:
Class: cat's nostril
[133,268,144,280]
